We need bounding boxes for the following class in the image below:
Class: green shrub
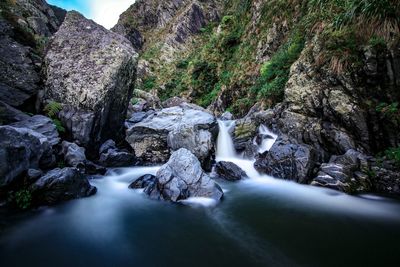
[384,147,400,167]
[14,189,32,210]
[142,75,157,91]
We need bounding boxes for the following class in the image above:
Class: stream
[0,121,400,267]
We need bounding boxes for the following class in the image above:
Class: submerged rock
[30,167,96,205]
[126,103,217,165]
[145,148,223,202]
[215,161,247,181]
[43,11,138,151]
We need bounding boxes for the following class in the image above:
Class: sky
[47,0,135,29]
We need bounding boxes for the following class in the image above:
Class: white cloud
[88,0,135,29]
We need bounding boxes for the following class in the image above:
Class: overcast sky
[47,0,135,29]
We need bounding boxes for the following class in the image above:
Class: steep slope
[118,0,400,195]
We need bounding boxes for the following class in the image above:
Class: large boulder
[30,167,96,205]
[61,141,86,168]
[215,161,247,181]
[0,101,30,124]
[0,125,54,187]
[10,115,60,146]
[254,138,317,184]
[43,11,138,151]
[145,149,223,202]
[129,174,156,189]
[126,103,217,165]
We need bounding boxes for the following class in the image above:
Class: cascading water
[216,120,277,179]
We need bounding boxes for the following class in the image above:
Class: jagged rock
[30,167,96,205]
[372,166,400,195]
[129,174,156,189]
[144,148,223,202]
[26,169,43,183]
[43,11,138,151]
[0,125,54,187]
[219,111,233,121]
[254,137,317,184]
[215,161,247,181]
[10,115,60,146]
[126,103,217,165]
[311,149,371,193]
[61,141,86,168]
[0,22,41,107]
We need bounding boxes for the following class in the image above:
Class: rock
[311,149,371,193]
[99,149,135,167]
[61,141,86,168]
[43,11,138,151]
[0,125,54,187]
[220,111,233,121]
[0,26,41,107]
[254,138,317,184]
[162,97,186,108]
[129,174,156,189]
[133,89,161,110]
[0,101,30,124]
[98,139,136,167]
[10,115,60,146]
[126,103,217,165]
[84,161,107,175]
[30,167,96,205]
[215,161,247,181]
[26,169,43,183]
[372,166,400,195]
[233,117,257,151]
[145,148,223,202]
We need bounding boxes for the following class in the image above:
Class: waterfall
[256,125,278,154]
[216,120,237,160]
[216,120,277,179]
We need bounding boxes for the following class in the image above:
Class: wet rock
[372,167,400,195]
[43,11,138,151]
[311,149,371,193]
[61,141,86,168]
[145,148,223,202]
[220,111,233,121]
[126,103,217,165]
[10,115,60,146]
[30,167,96,205]
[129,174,156,189]
[254,138,317,184]
[27,169,43,183]
[216,161,247,181]
[233,117,257,151]
[0,125,54,187]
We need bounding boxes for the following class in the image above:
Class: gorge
[0,0,400,266]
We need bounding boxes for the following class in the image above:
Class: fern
[44,101,63,118]
[53,119,65,133]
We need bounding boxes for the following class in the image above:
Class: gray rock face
[162,97,186,108]
[145,148,223,202]
[30,167,96,205]
[126,103,217,164]
[311,150,371,193]
[43,11,138,150]
[254,138,317,184]
[0,22,41,107]
[10,115,60,146]
[61,141,86,168]
[0,101,30,124]
[98,140,135,167]
[215,161,247,181]
[0,126,54,187]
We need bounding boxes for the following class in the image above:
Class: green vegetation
[8,189,32,210]
[44,101,65,133]
[384,147,400,167]
[136,0,399,116]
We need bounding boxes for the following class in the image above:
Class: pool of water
[1,165,399,267]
